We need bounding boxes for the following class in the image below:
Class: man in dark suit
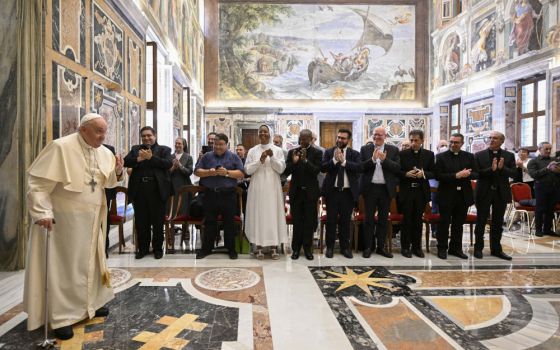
[284,129,323,260]
[435,133,478,259]
[103,144,117,257]
[321,128,360,259]
[474,131,517,260]
[124,126,173,260]
[398,130,435,258]
[360,126,400,258]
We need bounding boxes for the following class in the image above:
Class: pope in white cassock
[244,125,288,259]
[24,113,124,340]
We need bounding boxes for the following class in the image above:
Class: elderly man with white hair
[24,113,124,340]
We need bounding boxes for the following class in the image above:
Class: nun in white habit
[244,125,288,259]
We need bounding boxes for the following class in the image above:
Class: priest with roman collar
[24,113,124,340]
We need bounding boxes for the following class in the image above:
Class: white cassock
[24,133,119,330]
[244,143,288,246]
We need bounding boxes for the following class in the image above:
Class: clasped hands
[491,157,505,171]
[208,166,228,176]
[137,148,153,162]
[171,158,181,171]
[260,149,274,164]
[455,168,472,179]
[334,148,345,163]
[405,167,424,178]
[547,161,560,173]
[292,149,307,163]
[371,149,386,162]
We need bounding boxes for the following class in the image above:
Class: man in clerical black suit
[360,126,400,258]
[284,129,323,260]
[398,130,435,258]
[435,133,478,260]
[473,131,516,260]
[124,126,173,260]
[321,128,360,259]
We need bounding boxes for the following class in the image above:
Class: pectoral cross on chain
[88,178,97,192]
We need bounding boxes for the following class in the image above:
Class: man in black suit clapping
[321,128,360,259]
[359,126,400,258]
[284,129,323,260]
[398,130,435,258]
[435,133,478,259]
[473,131,516,260]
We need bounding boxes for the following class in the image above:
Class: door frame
[235,122,275,150]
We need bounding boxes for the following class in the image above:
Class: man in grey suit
[170,137,193,217]
[360,126,400,258]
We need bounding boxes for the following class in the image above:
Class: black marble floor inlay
[0,283,239,349]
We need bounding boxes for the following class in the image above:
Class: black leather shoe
[437,250,447,259]
[304,250,314,260]
[412,249,425,258]
[362,248,371,258]
[449,250,468,259]
[53,325,74,340]
[228,250,238,260]
[473,250,483,259]
[491,251,512,261]
[196,250,211,259]
[376,248,393,258]
[135,251,146,260]
[95,306,109,317]
[342,249,353,259]
[401,249,412,258]
[154,251,163,259]
[325,247,334,258]
[536,231,544,237]
[291,251,300,260]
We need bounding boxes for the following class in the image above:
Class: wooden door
[320,122,353,149]
[241,129,259,151]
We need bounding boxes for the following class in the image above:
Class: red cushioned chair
[167,185,205,253]
[508,182,535,235]
[422,197,439,253]
[108,186,128,254]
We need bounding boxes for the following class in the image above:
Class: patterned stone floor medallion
[109,267,131,288]
[194,268,261,291]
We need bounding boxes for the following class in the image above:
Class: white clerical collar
[453,152,459,156]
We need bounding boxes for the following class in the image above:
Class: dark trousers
[534,182,557,234]
[400,188,425,251]
[325,189,354,251]
[290,191,318,253]
[363,184,390,251]
[437,196,469,252]
[202,190,236,252]
[474,190,507,252]
[133,181,165,254]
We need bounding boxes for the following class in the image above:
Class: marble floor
[1,224,560,349]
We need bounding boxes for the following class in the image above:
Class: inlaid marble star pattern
[322,267,398,296]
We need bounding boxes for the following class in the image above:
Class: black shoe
[228,250,238,260]
[135,251,146,260]
[291,251,300,260]
[401,249,412,258]
[473,250,483,259]
[536,231,544,237]
[196,250,211,259]
[342,249,353,259]
[437,250,447,259]
[412,249,425,258]
[95,306,109,317]
[362,248,372,258]
[154,251,163,259]
[53,325,74,340]
[325,247,334,258]
[491,251,512,261]
[304,250,314,260]
[376,248,393,258]
[449,250,468,259]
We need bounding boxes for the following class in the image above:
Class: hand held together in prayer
[456,168,472,179]
[137,148,152,162]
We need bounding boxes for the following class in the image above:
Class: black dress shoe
[196,250,211,259]
[325,247,334,258]
[154,251,163,259]
[449,250,468,259]
[291,251,300,260]
[228,250,238,260]
[95,306,109,317]
[412,249,425,258]
[491,251,512,261]
[437,250,447,259]
[473,250,483,259]
[536,231,544,237]
[304,251,314,260]
[362,248,372,258]
[135,251,146,260]
[401,249,412,258]
[53,325,74,340]
[342,249,353,259]
[376,248,393,258]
